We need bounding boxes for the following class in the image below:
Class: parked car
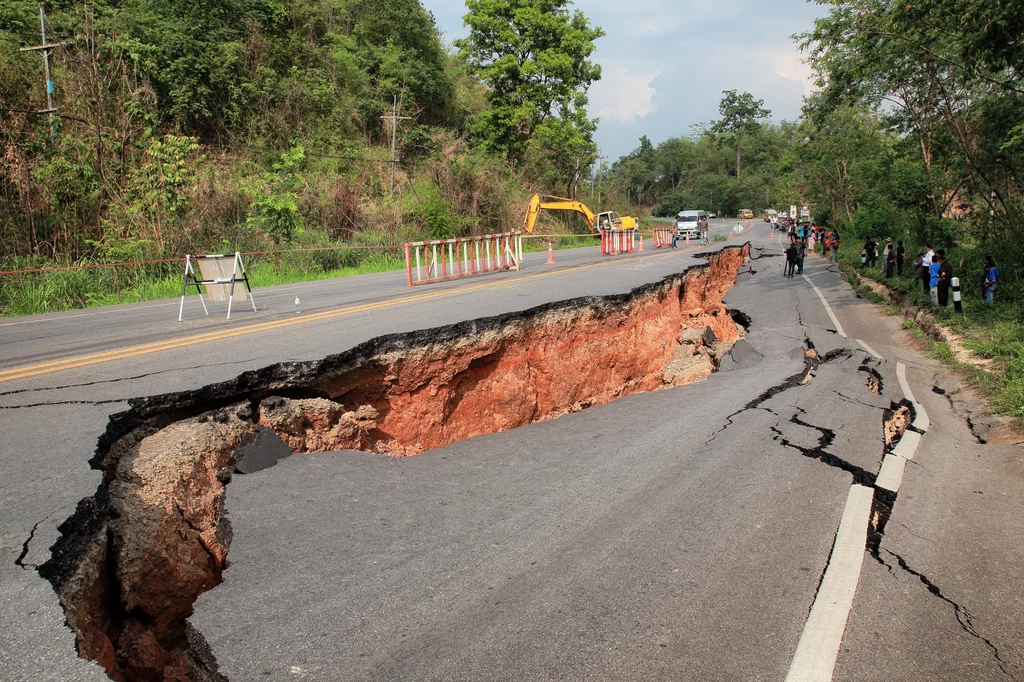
[675,210,707,238]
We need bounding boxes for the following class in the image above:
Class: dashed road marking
[787,357,928,679]
[856,339,883,361]
[802,274,848,338]
[896,362,931,431]
[785,484,874,682]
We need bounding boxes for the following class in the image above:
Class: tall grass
[0,248,410,317]
[836,240,1024,427]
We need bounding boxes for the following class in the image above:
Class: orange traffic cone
[546,240,555,264]
[770,232,774,240]
[685,233,690,245]
[638,234,645,251]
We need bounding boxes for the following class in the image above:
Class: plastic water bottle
[294,296,301,314]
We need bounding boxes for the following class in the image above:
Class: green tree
[455,0,604,168]
[711,90,771,179]
[245,145,306,270]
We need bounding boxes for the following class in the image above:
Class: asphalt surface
[1,220,1022,681]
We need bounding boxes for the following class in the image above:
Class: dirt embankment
[41,246,749,682]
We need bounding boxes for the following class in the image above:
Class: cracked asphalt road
[2,227,1023,681]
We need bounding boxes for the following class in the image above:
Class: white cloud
[590,66,660,122]
[582,0,743,40]
[769,51,816,97]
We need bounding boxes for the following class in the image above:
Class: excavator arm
[523,194,597,234]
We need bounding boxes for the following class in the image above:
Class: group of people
[860,237,908,279]
[782,221,816,277]
[915,244,1000,306]
[783,221,839,276]
[855,237,1001,306]
[771,218,1000,306]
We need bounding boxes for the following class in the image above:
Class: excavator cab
[595,211,625,230]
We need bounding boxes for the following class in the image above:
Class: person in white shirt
[920,244,934,293]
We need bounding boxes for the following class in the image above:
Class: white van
[674,210,707,238]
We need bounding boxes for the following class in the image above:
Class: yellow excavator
[523,194,639,235]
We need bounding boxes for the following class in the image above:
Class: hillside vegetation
[1,0,610,313]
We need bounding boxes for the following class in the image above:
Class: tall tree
[455,0,604,167]
[712,90,770,179]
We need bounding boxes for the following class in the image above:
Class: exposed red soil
[47,246,749,682]
[299,246,746,455]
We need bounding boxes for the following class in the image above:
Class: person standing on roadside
[885,241,896,278]
[937,250,953,307]
[982,255,998,304]
[785,242,798,277]
[929,255,940,305]
[896,240,906,275]
[880,238,892,274]
[699,215,709,245]
[796,238,807,274]
[866,237,878,269]
[920,243,934,293]
[829,230,840,263]
[671,216,680,249]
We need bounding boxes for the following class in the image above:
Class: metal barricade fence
[600,229,636,256]
[652,228,673,249]
[405,232,523,286]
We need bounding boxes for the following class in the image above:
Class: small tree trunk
[735,131,743,179]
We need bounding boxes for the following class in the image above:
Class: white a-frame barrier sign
[178,252,257,321]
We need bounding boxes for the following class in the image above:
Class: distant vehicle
[763,209,778,222]
[675,210,708,238]
[738,209,754,219]
[706,211,717,219]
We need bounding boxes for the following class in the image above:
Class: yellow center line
[0,245,700,383]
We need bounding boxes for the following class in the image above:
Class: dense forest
[1,0,1022,314]
[0,0,604,276]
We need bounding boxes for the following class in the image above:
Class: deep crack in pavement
[876,549,1020,681]
[38,247,752,682]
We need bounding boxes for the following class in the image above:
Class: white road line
[787,356,931,679]
[875,364,930,499]
[855,339,883,361]
[875,455,909,494]
[785,484,874,682]
[892,430,922,460]
[802,274,848,338]
[896,362,931,431]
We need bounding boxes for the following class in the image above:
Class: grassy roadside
[828,242,1023,429]
[0,234,603,318]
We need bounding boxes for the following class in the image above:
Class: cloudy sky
[425,0,827,162]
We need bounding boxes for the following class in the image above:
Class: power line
[18,4,63,142]
[381,95,411,196]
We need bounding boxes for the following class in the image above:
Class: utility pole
[20,4,62,141]
[590,150,607,194]
[381,95,411,196]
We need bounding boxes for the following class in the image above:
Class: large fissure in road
[39,246,750,682]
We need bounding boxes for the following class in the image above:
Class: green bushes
[838,240,1024,426]
[405,192,471,240]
